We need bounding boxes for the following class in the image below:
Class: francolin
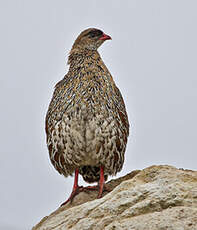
[45,28,129,205]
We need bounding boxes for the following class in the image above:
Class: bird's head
[72,28,112,51]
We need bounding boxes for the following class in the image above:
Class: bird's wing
[45,75,75,138]
[113,85,130,137]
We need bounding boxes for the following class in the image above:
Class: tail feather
[79,166,108,183]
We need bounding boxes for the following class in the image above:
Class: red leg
[82,166,110,196]
[98,166,105,198]
[61,169,83,206]
[72,168,79,191]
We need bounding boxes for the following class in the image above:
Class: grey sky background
[0,0,197,229]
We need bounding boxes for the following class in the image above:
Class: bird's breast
[53,104,117,166]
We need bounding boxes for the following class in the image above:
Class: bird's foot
[60,185,84,206]
[83,185,98,191]
[82,184,111,198]
[98,184,112,198]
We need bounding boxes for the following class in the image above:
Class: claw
[61,185,83,206]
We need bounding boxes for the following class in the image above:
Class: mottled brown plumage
[45,28,129,203]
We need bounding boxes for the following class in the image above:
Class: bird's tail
[79,165,108,183]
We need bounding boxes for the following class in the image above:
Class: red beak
[99,33,112,41]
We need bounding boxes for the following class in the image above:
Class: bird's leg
[98,165,105,198]
[61,169,83,206]
[82,166,111,195]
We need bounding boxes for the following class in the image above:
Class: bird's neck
[66,47,115,94]
[68,48,101,68]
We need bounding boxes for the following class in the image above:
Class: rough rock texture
[33,165,197,230]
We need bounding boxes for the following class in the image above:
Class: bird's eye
[88,29,103,38]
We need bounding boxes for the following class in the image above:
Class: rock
[32,165,197,230]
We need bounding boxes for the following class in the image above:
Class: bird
[45,28,129,205]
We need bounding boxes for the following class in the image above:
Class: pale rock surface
[33,165,197,230]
